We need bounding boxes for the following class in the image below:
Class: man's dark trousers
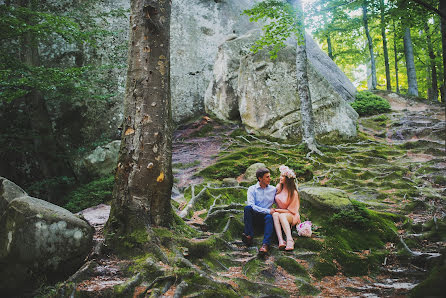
[243,205,273,245]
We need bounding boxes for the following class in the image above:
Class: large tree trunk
[440,0,446,102]
[380,0,391,91]
[393,22,400,93]
[403,27,419,96]
[107,0,173,239]
[425,22,438,102]
[288,0,321,154]
[362,0,377,90]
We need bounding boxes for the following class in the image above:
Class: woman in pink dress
[273,165,301,251]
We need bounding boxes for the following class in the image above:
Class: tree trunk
[18,0,74,201]
[425,22,438,102]
[440,0,446,102]
[380,0,391,91]
[403,27,419,96]
[327,34,333,60]
[107,0,173,239]
[362,0,377,90]
[393,21,400,93]
[288,0,321,154]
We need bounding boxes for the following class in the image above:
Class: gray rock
[244,163,267,182]
[299,186,351,210]
[205,30,358,140]
[0,177,27,216]
[0,190,93,291]
[78,140,121,178]
[171,0,260,123]
[222,178,239,187]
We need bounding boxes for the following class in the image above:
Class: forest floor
[70,92,445,297]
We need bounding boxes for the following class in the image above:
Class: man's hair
[256,167,270,181]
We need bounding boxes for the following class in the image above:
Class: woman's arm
[274,208,291,213]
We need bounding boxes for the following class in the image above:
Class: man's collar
[256,182,270,189]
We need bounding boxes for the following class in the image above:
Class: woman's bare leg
[273,212,285,246]
[279,213,293,241]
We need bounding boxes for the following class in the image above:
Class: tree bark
[380,0,391,91]
[362,0,377,90]
[107,0,173,236]
[440,0,446,102]
[403,27,419,96]
[327,34,333,60]
[288,0,321,154]
[424,22,438,102]
[393,21,400,93]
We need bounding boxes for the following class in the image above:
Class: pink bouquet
[296,221,312,237]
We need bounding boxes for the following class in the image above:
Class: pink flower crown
[279,165,296,179]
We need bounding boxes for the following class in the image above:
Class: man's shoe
[242,233,253,246]
[259,244,269,254]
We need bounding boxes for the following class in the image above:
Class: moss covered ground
[49,97,444,297]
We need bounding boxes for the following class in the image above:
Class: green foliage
[63,175,114,213]
[351,91,391,116]
[26,176,76,204]
[243,0,303,59]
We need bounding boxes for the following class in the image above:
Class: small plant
[351,91,391,116]
[63,175,114,213]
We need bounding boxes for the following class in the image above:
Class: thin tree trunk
[107,0,173,238]
[327,34,333,59]
[19,0,74,201]
[425,22,438,102]
[380,0,391,91]
[362,0,377,90]
[403,27,419,96]
[393,21,400,93]
[440,0,446,102]
[288,0,321,155]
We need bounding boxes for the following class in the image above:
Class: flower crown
[279,165,296,179]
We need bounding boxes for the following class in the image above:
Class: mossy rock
[312,257,337,278]
[244,162,267,182]
[276,256,308,278]
[410,249,446,298]
[299,186,352,211]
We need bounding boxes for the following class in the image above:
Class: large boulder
[205,30,358,140]
[0,179,93,292]
[0,177,27,215]
[170,0,260,122]
[75,140,121,179]
[298,186,352,211]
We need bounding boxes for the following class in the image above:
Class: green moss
[63,175,114,213]
[173,160,201,169]
[190,123,214,137]
[198,146,312,181]
[298,282,321,296]
[276,256,308,277]
[410,255,446,298]
[312,258,337,278]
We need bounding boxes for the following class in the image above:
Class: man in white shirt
[242,167,276,254]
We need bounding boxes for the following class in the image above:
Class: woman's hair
[283,176,298,205]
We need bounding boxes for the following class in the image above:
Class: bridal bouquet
[296,221,312,237]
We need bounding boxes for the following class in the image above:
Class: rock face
[170,0,259,122]
[0,178,93,292]
[205,30,358,140]
[0,177,27,215]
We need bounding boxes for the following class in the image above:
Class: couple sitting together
[242,165,300,254]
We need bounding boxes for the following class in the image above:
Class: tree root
[173,280,189,298]
[179,186,208,218]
